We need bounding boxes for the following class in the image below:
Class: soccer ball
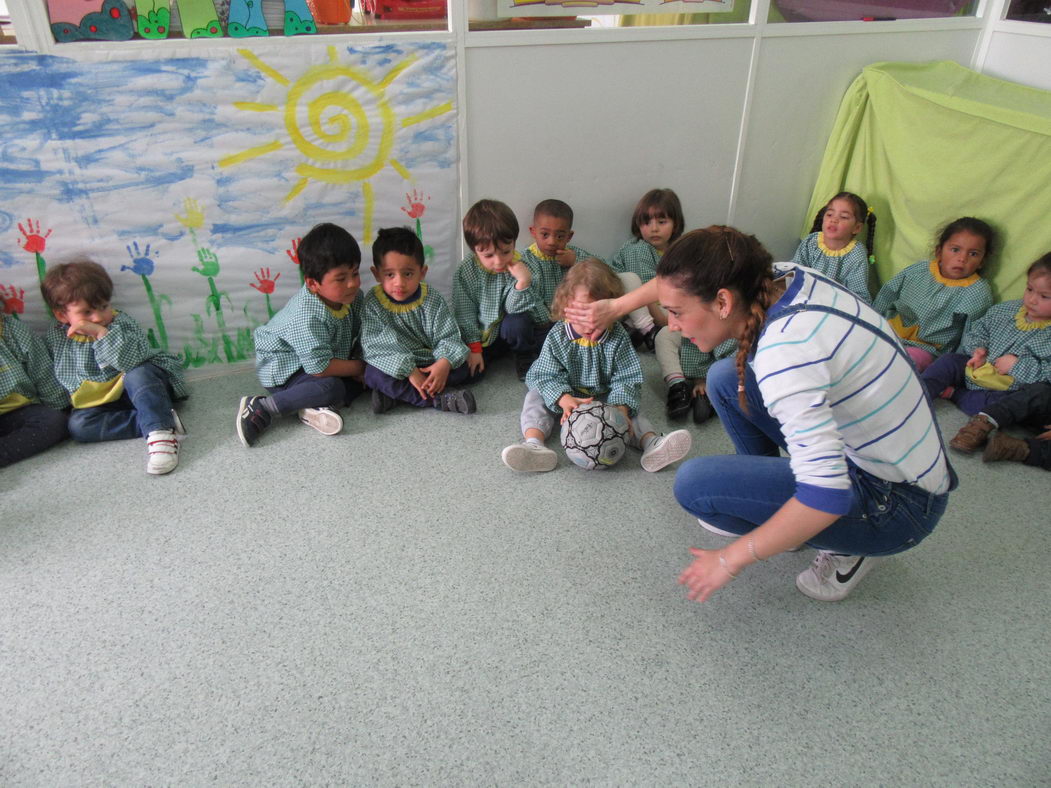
[560,401,630,470]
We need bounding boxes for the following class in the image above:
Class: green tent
[806,60,1051,301]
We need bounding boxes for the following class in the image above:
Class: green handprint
[193,247,221,277]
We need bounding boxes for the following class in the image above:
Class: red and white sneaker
[146,429,179,475]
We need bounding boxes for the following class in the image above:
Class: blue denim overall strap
[760,301,960,493]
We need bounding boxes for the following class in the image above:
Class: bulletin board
[0,40,459,376]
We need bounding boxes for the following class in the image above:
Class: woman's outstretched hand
[563,297,616,335]
[678,547,735,602]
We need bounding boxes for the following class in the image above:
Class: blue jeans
[483,312,546,360]
[921,353,1010,416]
[68,363,176,442]
[364,361,473,408]
[674,357,948,555]
[0,403,69,467]
[266,368,364,415]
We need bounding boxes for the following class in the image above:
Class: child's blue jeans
[67,362,176,442]
[921,352,1010,416]
[266,368,364,415]
[0,404,69,467]
[365,362,473,408]
[673,357,948,556]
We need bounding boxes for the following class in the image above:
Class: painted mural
[0,41,457,374]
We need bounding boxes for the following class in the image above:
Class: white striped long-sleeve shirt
[753,264,951,515]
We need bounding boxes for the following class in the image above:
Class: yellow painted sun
[220,46,452,242]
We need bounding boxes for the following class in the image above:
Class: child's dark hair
[550,258,623,321]
[372,226,424,268]
[463,199,519,251]
[934,217,996,262]
[297,222,361,283]
[810,191,877,261]
[656,226,775,411]
[631,188,684,244]
[1027,251,1051,279]
[40,260,113,312]
[534,198,573,226]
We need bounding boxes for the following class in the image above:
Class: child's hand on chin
[67,320,107,339]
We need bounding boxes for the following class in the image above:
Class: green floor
[2,356,1048,784]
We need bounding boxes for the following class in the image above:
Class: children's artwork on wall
[49,0,136,41]
[499,0,734,16]
[0,41,457,376]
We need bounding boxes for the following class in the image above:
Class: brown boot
[982,433,1030,464]
[950,414,994,453]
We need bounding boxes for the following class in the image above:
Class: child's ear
[420,265,428,280]
[52,308,67,323]
[566,229,574,242]
[370,266,380,281]
[304,276,320,293]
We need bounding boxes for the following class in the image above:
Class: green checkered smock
[525,320,642,416]
[609,238,661,284]
[681,336,737,380]
[0,313,68,414]
[521,243,605,323]
[255,285,362,388]
[792,233,871,303]
[872,260,993,355]
[361,283,469,379]
[46,309,187,407]
[452,254,537,347]
[962,300,1051,390]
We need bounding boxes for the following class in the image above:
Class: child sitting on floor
[0,311,69,467]
[501,258,691,473]
[452,199,539,380]
[949,381,1051,470]
[609,188,685,350]
[872,217,995,372]
[362,227,476,415]
[922,252,1051,417]
[237,222,365,447]
[792,191,876,303]
[42,261,187,475]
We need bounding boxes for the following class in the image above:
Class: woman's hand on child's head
[468,351,485,376]
[678,546,735,603]
[420,358,451,396]
[557,394,593,423]
[993,354,1018,375]
[563,298,613,335]
[554,248,577,269]
[967,348,988,368]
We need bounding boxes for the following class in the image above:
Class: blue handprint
[122,241,156,276]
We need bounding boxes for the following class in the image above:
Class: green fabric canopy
[806,60,1051,300]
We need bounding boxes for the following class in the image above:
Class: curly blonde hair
[550,258,623,321]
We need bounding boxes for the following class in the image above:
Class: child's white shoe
[146,429,179,475]
[298,407,343,436]
[640,429,692,472]
[502,442,558,472]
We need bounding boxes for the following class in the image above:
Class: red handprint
[0,284,25,315]
[401,188,430,220]
[251,267,280,294]
[18,219,52,254]
[286,238,301,266]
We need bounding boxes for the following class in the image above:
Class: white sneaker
[640,429,692,472]
[298,407,343,436]
[502,442,558,472]
[696,517,739,538]
[146,429,179,475]
[170,408,187,436]
[795,551,881,601]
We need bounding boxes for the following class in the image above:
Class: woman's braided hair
[656,226,776,412]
